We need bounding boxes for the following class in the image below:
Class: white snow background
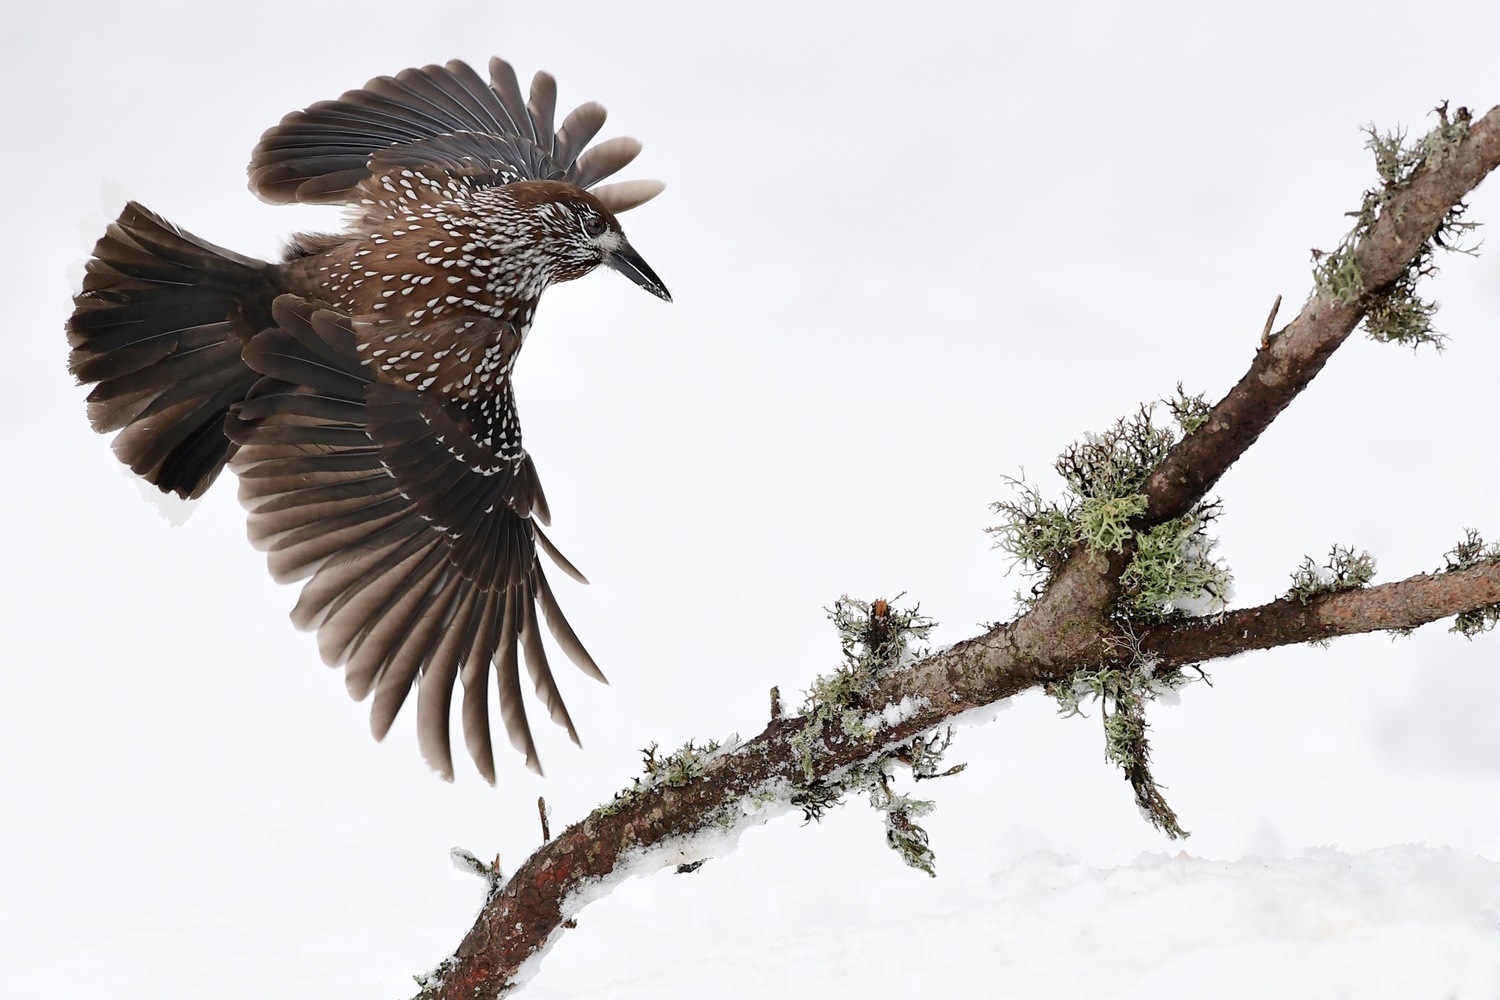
[4,2,1500,997]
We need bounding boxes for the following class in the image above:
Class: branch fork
[416,104,1500,999]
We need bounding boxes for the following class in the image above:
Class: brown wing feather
[248,57,660,212]
[227,295,600,781]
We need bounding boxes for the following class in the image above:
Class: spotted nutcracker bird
[66,58,669,781]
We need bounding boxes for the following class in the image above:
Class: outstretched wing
[226,295,603,781]
[248,57,662,214]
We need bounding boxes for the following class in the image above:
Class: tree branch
[1142,105,1500,528]
[1139,563,1500,668]
[414,105,1500,999]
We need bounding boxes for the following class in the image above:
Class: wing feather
[571,136,643,189]
[311,530,432,666]
[415,584,479,780]
[485,58,531,140]
[518,585,578,745]
[227,294,601,779]
[492,588,538,772]
[344,542,452,702]
[460,588,505,782]
[249,58,660,211]
[437,59,511,134]
[533,567,606,682]
[370,567,468,741]
[553,102,607,170]
[591,179,666,215]
[527,71,558,156]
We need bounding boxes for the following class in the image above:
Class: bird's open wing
[226,295,603,781]
[248,57,662,214]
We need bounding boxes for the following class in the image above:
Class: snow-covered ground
[5,2,1500,997]
[526,846,1500,999]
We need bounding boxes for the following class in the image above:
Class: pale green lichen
[1166,384,1213,436]
[1311,244,1366,308]
[988,402,1232,622]
[988,476,1076,587]
[1443,528,1500,572]
[1452,604,1500,640]
[1043,633,1197,840]
[1286,545,1378,647]
[585,599,956,885]
[1077,493,1149,555]
[988,401,1230,838]
[598,736,737,817]
[1311,103,1481,349]
[1363,275,1443,348]
[788,598,961,876]
[790,598,936,779]
[869,779,938,876]
[1442,529,1500,639]
[1286,545,1377,605]
[1120,507,1231,617]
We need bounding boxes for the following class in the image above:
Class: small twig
[449,848,506,894]
[1259,293,1282,349]
[537,797,551,843]
[769,685,782,721]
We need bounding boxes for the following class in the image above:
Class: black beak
[606,241,671,302]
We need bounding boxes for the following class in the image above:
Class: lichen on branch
[789,597,964,875]
[988,393,1232,622]
[1312,103,1482,349]
[1287,545,1378,605]
[598,736,740,818]
[412,102,1500,1000]
[1443,530,1500,637]
[989,395,1232,838]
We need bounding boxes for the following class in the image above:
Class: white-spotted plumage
[69,57,670,784]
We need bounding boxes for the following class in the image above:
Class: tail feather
[68,202,280,499]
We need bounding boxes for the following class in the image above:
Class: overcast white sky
[4,2,1500,997]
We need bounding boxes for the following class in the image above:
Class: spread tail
[67,202,281,499]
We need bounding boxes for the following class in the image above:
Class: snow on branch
[413,104,1500,999]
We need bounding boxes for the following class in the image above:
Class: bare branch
[1139,563,1500,668]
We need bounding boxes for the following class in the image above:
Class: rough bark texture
[1141,105,1500,527]
[1140,563,1500,667]
[416,105,1500,999]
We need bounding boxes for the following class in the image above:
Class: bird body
[66,58,668,781]
[286,178,642,326]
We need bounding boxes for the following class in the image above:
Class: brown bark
[1140,105,1500,528]
[1139,563,1500,668]
[416,105,1500,999]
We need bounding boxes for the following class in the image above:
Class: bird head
[506,180,671,302]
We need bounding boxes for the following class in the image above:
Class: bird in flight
[66,57,670,781]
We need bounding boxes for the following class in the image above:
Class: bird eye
[582,214,607,238]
